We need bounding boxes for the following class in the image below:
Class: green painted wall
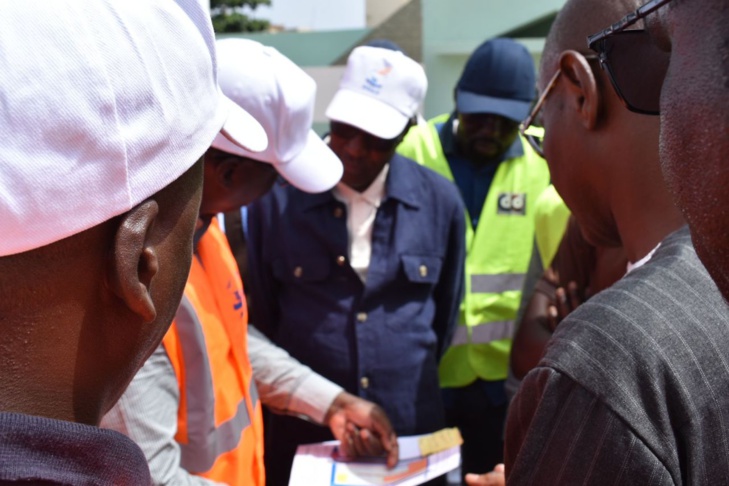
[217,28,371,67]
[421,0,566,118]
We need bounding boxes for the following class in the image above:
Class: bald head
[543,0,641,72]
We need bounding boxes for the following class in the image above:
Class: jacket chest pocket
[272,255,332,284]
[400,254,443,285]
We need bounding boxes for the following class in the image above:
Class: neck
[611,156,685,264]
[0,302,107,426]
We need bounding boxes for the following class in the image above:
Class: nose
[476,117,504,137]
[344,132,367,158]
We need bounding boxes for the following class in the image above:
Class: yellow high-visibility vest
[398,114,551,385]
[534,184,571,269]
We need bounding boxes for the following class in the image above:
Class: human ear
[107,200,160,323]
[558,50,600,130]
[214,156,247,188]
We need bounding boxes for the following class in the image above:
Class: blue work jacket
[246,153,466,436]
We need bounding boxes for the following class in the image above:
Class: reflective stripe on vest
[449,321,515,346]
[175,296,258,474]
[470,273,525,294]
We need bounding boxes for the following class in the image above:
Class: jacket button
[356,312,368,323]
[360,376,370,389]
[333,207,344,218]
[419,265,428,277]
[336,255,346,266]
[293,266,303,278]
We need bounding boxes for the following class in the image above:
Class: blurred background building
[216,0,566,138]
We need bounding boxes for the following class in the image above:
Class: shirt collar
[626,242,662,274]
[333,164,389,208]
[440,111,525,161]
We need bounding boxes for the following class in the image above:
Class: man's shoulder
[548,228,726,363]
[543,226,729,411]
[537,227,729,479]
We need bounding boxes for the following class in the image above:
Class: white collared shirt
[332,164,390,283]
[626,243,661,275]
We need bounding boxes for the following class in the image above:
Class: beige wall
[366,0,410,27]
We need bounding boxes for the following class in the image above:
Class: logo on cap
[497,192,526,215]
[362,60,393,95]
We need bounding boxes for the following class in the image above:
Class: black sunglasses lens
[603,30,670,114]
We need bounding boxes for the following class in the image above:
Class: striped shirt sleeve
[505,367,674,486]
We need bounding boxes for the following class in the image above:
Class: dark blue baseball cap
[456,38,536,122]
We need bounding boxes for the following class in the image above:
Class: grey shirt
[102,326,343,486]
[506,227,729,485]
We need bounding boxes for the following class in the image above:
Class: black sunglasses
[587,0,673,115]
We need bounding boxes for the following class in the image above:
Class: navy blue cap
[456,38,536,122]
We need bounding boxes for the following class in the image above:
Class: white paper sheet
[288,435,460,486]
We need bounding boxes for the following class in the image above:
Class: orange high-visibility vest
[162,219,265,486]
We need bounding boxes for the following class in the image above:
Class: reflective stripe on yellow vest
[399,114,551,385]
[163,220,265,485]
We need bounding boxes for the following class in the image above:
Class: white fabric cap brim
[274,130,343,193]
[326,89,409,140]
[219,95,268,153]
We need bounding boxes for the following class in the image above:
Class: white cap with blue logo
[325,46,427,140]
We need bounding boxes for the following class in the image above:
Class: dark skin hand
[547,280,582,332]
[511,217,627,380]
[465,464,506,486]
[324,391,399,468]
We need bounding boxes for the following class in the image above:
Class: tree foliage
[211,0,271,33]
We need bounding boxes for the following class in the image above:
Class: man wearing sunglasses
[604,0,729,305]
[501,0,729,484]
[397,38,551,481]
[246,46,466,486]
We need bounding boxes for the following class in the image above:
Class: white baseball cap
[326,46,427,139]
[211,39,343,193]
[0,0,267,257]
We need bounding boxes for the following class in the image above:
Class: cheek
[157,184,202,321]
[542,122,569,196]
[660,58,729,289]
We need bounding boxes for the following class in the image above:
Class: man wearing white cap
[103,39,399,486]
[0,0,265,484]
[246,46,466,486]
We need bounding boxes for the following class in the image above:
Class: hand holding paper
[325,392,399,468]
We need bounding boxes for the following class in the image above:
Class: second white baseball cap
[211,39,343,194]
[326,46,427,139]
